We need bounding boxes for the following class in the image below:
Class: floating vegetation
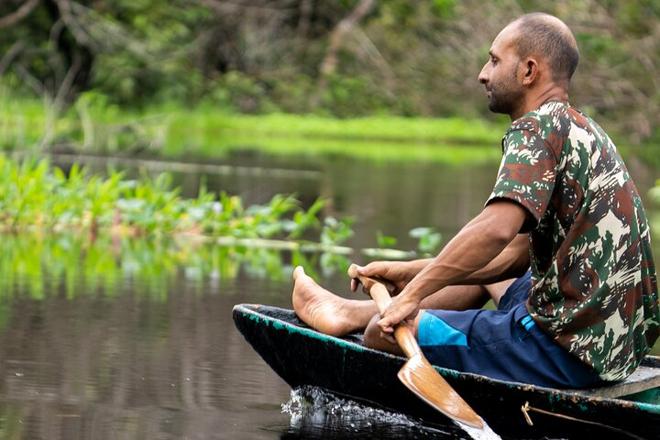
[0,154,355,247]
[0,155,446,257]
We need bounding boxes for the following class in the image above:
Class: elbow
[483,213,520,248]
[489,225,517,250]
[481,201,529,247]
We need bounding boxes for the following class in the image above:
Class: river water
[0,150,657,439]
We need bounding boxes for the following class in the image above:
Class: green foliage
[649,180,660,241]
[376,231,398,248]
[650,181,660,206]
[320,74,394,117]
[1,0,655,143]
[320,216,355,247]
[0,91,506,164]
[287,198,325,239]
[409,227,442,255]
[206,71,275,114]
[0,155,347,244]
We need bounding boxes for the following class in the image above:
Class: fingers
[357,261,385,277]
[292,265,305,281]
[376,300,420,335]
[377,316,396,334]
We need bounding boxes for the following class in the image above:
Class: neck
[510,83,569,120]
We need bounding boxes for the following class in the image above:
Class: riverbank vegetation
[0,92,506,164]
[2,93,657,167]
[0,1,657,150]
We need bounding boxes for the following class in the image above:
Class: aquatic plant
[0,155,356,247]
[409,227,442,255]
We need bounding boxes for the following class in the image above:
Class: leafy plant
[320,216,354,247]
[409,227,442,255]
[376,231,398,248]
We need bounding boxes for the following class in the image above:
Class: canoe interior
[233,303,660,439]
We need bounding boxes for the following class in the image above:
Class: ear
[521,58,539,86]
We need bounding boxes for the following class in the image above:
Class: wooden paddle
[348,264,484,429]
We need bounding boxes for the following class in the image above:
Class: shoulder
[508,102,570,137]
[502,102,570,154]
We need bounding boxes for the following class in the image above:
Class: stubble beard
[488,86,523,116]
[487,69,523,117]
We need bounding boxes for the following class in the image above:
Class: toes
[292,266,306,281]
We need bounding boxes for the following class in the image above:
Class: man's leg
[484,278,516,307]
[362,278,517,355]
[292,267,491,337]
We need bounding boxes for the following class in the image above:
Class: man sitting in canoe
[292,12,659,388]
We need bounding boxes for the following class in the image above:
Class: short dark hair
[513,13,579,83]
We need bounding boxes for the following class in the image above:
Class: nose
[478,63,489,84]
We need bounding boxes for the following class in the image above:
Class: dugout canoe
[233,303,660,439]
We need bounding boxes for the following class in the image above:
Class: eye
[491,56,498,65]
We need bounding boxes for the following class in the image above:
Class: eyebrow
[488,50,497,58]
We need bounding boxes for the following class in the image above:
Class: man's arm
[377,200,529,333]
[457,233,529,285]
[355,233,529,292]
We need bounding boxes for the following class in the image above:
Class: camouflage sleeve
[486,118,559,232]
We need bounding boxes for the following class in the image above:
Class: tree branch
[313,0,376,106]
[0,0,39,30]
[0,41,25,75]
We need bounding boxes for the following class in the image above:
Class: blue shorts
[417,272,602,388]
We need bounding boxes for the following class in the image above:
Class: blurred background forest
[0,0,658,150]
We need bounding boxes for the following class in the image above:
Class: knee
[363,314,402,355]
[363,314,381,348]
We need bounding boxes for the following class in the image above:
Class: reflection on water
[0,255,293,439]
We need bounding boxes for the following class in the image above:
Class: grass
[0,90,509,164]
[1,89,657,167]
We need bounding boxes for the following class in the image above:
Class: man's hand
[376,294,421,335]
[350,260,421,295]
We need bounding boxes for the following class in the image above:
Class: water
[1,151,657,439]
[282,386,459,439]
[282,386,501,440]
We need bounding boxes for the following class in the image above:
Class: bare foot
[292,266,376,336]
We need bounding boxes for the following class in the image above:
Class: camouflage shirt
[487,101,659,381]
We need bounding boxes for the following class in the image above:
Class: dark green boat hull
[233,304,660,439]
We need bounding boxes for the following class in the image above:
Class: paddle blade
[398,354,484,429]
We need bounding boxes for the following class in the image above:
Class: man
[292,13,659,387]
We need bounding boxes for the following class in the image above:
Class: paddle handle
[369,283,423,358]
[348,264,422,359]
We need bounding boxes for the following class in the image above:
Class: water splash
[456,420,502,440]
[282,386,497,439]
